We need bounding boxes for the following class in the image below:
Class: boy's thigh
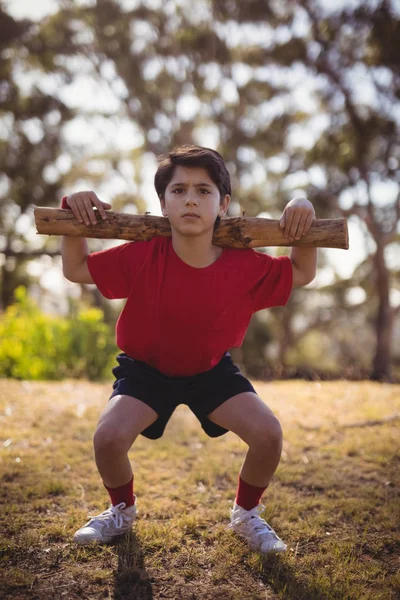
[187,357,257,438]
[96,394,159,443]
[207,392,280,445]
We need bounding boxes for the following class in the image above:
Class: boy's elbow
[62,261,82,283]
[63,266,77,282]
[303,271,316,286]
[62,258,93,284]
[292,267,316,287]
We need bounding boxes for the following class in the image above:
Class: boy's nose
[185,195,198,206]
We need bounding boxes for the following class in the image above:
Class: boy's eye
[171,187,211,194]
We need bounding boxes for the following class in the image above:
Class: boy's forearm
[290,247,318,286]
[61,236,89,278]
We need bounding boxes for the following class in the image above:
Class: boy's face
[160,165,230,237]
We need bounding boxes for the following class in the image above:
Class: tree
[0,3,75,308]
[296,0,400,380]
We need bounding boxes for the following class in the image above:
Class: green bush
[0,287,117,380]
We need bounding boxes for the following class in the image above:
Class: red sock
[104,477,135,507]
[235,475,267,511]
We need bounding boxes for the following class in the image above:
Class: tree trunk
[1,259,15,311]
[1,237,18,311]
[0,245,61,311]
[371,242,393,381]
[278,306,294,367]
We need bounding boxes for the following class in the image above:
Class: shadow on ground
[259,555,327,600]
[113,531,153,600]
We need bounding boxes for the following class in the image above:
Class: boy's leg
[207,391,286,553]
[73,395,158,545]
[207,391,282,490]
[94,394,158,489]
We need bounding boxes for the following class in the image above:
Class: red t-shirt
[87,237,292,376]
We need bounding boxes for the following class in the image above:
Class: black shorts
[109,352,256,440]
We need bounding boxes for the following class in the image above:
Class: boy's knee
[250,415,282,451]
[93,425,128,455]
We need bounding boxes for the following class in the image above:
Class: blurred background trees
[0,0,399,381]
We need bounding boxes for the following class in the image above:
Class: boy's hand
[279,197,315,242]
[65,191,111,226]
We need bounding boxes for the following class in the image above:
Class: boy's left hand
[279,197,315,242]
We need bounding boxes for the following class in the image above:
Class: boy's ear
[219,194,231,217]
[159,195,168,217]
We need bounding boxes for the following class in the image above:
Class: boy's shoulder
[223,247,272,264]
[96,237,165,267]
[120,236,164,253]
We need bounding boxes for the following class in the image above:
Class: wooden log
[34,207,349,249]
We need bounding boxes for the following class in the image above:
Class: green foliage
[0,287,117,380]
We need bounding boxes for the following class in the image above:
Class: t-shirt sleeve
[87,242,136,299]
[249,251,293,312]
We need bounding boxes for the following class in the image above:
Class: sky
[6,0,61,20]
[5,0,396,309]
[8,0,383,21]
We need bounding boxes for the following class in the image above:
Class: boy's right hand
[65,191,111,226]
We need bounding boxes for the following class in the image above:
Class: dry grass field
[0,378,399,599]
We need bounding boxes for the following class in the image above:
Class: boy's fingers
[73,197,93,226]
[69,200,84,224]
[298,213,314,237]
[281,202,315,240]
[91,194,110,220]
[91,199,107,220]
[304,212,314,233]
[67,193,111,224]
[294,211,315,239]
[295,214,308,239]
[288,213,301,240]
[283,211,294,238]
[83,198,98,225]
[77,201,91,226]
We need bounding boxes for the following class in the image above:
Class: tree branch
[33,207,350,249]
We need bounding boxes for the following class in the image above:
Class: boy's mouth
[182,213,200,218]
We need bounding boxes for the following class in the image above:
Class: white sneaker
[229,503,287,554]
[73,500,137,545]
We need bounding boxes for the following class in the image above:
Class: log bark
[34,207,349,249]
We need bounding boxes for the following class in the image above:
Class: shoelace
[231,505,280,541]
[87,502,128,530]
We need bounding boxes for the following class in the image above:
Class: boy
[61,145,317,554]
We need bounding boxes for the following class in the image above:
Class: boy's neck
[171,233,223,268]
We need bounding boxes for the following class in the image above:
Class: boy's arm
[279,197,318,287]
[61,191,111,284]
[62,236,92,283]
[290,246,318,287]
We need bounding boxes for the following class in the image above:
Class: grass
[0,378,399,599]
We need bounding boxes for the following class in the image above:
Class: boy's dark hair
[154,145,231,201]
